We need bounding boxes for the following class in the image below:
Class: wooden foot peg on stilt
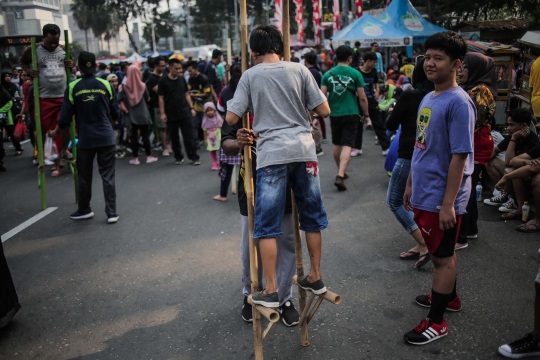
[247,295,280,323]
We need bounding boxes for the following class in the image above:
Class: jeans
[253,162,328,239]
[77,145,117,217]
[241,214,295,306]
[386,158,418,233]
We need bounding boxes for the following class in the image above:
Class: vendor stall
[516,31,540,111]
[466,40,521,125]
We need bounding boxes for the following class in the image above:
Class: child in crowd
[226,25,331,307]
[202,102,222,170]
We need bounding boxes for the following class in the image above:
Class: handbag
[13,120,26,142]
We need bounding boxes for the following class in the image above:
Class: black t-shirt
[145,73,162,109]
[308,67,322,88]
[221,121,292,217]
[497,131,540,156]
[157,75,189,122]
[527,144,540,159]
[358,67,378,99]
[204,61,222,95]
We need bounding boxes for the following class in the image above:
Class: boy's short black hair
[354,41,361,47]
[363,51,378,62]
[371,42,378,47]
[335,45,353,62]
[424,31,467,62]
[98,63,107,70]
[155,56,166,65]
[304,52,317,66]
[249,25,283,56]
[168,58,182,67]
[508,108,532,125]
[43,24,60,38]
[184,60,198,69]
[212,49,222,59]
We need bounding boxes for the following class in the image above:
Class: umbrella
[169,54,184,61]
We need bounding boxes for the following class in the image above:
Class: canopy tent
[142,50,174,58]
[331,14,413,47]
[125,52,148,63]
[378,0,447,43]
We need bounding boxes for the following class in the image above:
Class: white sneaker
[499,197,517,213]
[44,159,54,166]
[351,149,362,157]
[108,215,119,224]
[382,149,389,156]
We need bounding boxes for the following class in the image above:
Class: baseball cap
[78,51,96,75]
[387,69,395,76]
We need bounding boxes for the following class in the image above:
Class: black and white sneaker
[242,296,253,323]
[498,333,540,358]
[278,300,299,327]
[297,275,327,295]
[251,290,279,308]
[107,215,119,224]
[404,318,448,345]
[192,160,201,166]
[70,210,94,220]
[484,191,508,206]
[174,159,184,165]
[499,197,518,213]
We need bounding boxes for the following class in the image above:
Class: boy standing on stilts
[226,25,331,307]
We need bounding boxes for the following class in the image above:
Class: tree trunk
[473,7,480,21]
[85,29,89,51]
[124,21,139,54]
[424,0,433,23]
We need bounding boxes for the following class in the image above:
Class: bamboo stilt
[64,30,79,203]
[306,297,324,325]
[31,38,46,210]
[247,296,280,323]
[293,199,310,346]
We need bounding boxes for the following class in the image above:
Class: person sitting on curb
[484,108,540,215]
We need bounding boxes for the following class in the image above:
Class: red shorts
[413,209,462,258]
[39,98,63,150]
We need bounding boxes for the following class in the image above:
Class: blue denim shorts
[252,162,328,239]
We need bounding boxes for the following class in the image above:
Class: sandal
[499,210,522,221]
[414,253,431,270]
[517,220,540,233]
[51,170,62,177]
[399,249,419,260]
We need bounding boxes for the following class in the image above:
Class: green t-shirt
[321,65,365,117]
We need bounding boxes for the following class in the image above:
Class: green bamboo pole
[31,37,46,210]
[64,30,79,203]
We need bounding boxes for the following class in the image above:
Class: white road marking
[2,207,58,242]
[8,139,31,147]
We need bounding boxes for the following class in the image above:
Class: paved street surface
[0,130,538,360]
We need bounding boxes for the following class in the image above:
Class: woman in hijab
[0,72,23,156]
[385,57,435,270]
[455,52,497,249]
[119,65,158,165]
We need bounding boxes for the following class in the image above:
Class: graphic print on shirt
[329,75,353,95]
[415,107,432,150]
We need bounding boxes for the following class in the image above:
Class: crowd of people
[1,22,540,358]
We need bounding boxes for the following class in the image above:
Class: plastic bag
[44,137,59,161]
[13,121,27,142]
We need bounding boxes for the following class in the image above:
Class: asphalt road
[0,130,539,360]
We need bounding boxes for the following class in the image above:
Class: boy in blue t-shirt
[403,32,475,345]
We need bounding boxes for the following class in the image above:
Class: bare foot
[213,195,227,202]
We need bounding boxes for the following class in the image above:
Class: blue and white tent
[378,0,447,43]
[332,14,413,48]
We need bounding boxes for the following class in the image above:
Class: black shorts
[330,115,359,147]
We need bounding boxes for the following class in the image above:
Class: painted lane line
[8,139,31,147]
[2,207,58,242]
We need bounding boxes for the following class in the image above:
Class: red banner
[293,0,303,42]
[274,0,282,32]
[333,0,340,34]
[356,0,363,18]
[313,0,321,45]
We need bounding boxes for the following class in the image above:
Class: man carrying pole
[19,24,74,178]
[48,51,119,224]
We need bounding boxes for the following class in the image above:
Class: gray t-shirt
[227,61,326,169]
[36,45,67,98]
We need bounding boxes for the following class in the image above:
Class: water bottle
[475,182,483,202]
[522,201,530,222]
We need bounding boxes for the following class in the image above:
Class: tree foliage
[142,10,176,51]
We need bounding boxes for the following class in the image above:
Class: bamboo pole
[31,38,46,210]
[247,296,280,323]
[293,203,309,346]
[239,0,262,358]
[282,0,290,61]
[64,30,79,203]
